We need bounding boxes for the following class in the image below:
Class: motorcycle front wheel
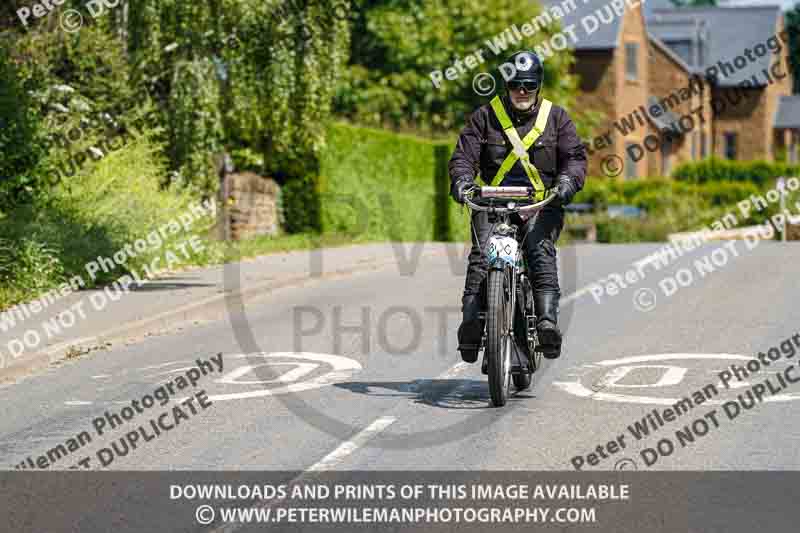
[486,268,512,407]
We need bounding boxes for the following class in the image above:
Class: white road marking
[217,362,318,385]
[555,353,800,404]
[439,362,471,379]
[203,352,361,402]
[593,353,750,366]
[137,360,193,371]
[562,284,598,305]
[307,416,397,472]
[595,365,688,389]
[64,400,92,406]
[210,416,397,533]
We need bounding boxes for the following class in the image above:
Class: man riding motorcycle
[449,50,587,363]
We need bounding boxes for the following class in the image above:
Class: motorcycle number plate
[487,236,518,267]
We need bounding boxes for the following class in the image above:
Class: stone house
[541,0,799,178]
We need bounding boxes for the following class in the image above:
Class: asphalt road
[2,239,800,475]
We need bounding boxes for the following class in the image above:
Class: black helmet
[504,50,544,88]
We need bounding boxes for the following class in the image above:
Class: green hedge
[573,176,797,243]
[671,157,800,185]
[282,121,468,242]
[287,125,800,245]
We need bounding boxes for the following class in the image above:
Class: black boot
[534,291,562,359]
[457,293,484,363]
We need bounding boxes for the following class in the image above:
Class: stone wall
[614,2,654,180]
[786,219,800,241]
[573,49,616,178]
[219,172,281,241]
[647,39,713,175]
[712,87,768,161]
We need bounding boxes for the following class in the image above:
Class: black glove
[555,174,578,206]
[451,177,474,204]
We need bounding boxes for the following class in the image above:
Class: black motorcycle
[463,186,557,407]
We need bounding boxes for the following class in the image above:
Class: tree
[119,0,351,192]
[0,45,45,210]
[334,0,580,134]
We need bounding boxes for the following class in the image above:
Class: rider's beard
[510,92,535,112]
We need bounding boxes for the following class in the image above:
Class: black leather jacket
[449,95,587,192]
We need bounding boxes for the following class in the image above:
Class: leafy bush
[0,133,219,308]
[0,46,47,210]
[593,215,676,243]
[671,157,800,185]
[1,25,155,210]
[281,174,322,234]
[573,176,789,243]
[166,58,223,195]
[0,237,65,296]
[231,147,265,174]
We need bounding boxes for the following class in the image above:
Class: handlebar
[463,186,557,214]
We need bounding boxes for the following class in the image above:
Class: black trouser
[463,204,565,298]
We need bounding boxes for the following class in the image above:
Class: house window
[625,142,638,179]
[625,43,638,81]
[724,132,737,160]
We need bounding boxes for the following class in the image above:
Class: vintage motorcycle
[463,185,557,407]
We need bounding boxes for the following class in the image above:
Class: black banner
[2,471,797,532]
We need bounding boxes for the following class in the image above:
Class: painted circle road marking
[597,364,687,388]
[73,354,360,406]
[218,362,318,385]
[554,353,800,404]
[207,352,361,402]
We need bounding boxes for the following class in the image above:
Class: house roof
[537,2,784,90]
[642,0,678,18]
[540,0,624,50]
[774,96,800,129]
[645,6,783,87]
[648,32,693,73]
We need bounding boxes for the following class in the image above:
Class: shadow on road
[334,379,536,409]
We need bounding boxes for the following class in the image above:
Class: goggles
[507,80,539,92]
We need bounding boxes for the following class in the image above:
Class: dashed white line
[210,416,397,533]
[307,416,397,472]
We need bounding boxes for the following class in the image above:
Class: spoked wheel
[486,268,512,407]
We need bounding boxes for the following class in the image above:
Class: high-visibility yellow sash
[485,96,552,198]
